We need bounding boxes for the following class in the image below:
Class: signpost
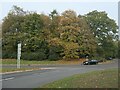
[17,43,21,68]
[118,1,120,41]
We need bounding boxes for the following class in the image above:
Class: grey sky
[0,1,118,24]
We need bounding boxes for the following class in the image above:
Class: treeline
[2,5,119,60]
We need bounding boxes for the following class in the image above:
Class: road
[1,59,118,89]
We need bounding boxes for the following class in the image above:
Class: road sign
[17,43,21,68]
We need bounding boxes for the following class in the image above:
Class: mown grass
[1,68,41,73]
[1,59,86,65]
[37,68,118,88]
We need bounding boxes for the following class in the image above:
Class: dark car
[106,57,112,60]
[83,60,98,65]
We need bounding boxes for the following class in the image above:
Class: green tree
[118,41,120,59]
[49,10,61,38]
[2,5,26,58]
[20,13,50,60]
[77,16,97,58]
[84,10,118,58]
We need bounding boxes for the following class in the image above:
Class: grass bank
[1,59,85,65]
[1,68,41,73]
[37,68,118,88]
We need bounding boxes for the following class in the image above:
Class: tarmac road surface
[1,59,118,89]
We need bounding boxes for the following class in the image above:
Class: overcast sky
[0,0,119,25]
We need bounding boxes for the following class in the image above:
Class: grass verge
[1,68,41,73]
[1,59,86,65]
[36,68,118,88]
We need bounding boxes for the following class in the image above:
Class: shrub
[48,53,60,60]
[21,52,47,60]
[2,51,17,59]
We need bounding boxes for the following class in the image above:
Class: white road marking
[0,77,15,81]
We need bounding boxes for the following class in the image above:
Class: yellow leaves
[64,42,79,50]
[60,17,72,26]
[48,38,61,46]
[61,10,77,19]
[62,42,79,59]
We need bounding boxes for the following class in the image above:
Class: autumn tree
[58,10,97,59]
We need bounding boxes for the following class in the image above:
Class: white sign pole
[17,43,21,68]
[118,1,120,41]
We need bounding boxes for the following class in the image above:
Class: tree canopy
[84,10,118,58]
[2,6,118,60]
